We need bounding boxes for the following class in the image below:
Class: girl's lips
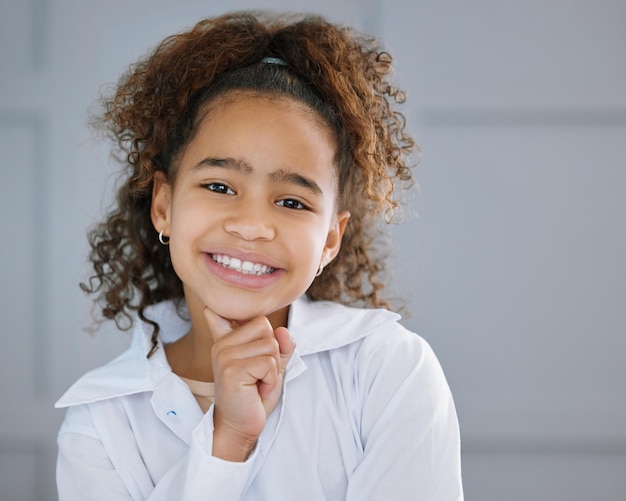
[202,252,285,290]
[205,247,282,270]
[210,253,276,275]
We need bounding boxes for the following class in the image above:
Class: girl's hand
[204,307,295,462]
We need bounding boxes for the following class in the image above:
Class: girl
[56,11,463,500]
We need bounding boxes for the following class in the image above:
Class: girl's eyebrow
[269,168,323,197]
[193,157,253,175]
[192,157,324,197]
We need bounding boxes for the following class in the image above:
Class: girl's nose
[223,204,276,241]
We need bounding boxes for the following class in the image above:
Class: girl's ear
[322,210,351,266]
[151,171,172,235]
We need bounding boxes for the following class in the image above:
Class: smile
[211,253,276,276]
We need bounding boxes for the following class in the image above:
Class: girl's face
[152,94,349,327]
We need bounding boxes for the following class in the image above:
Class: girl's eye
[276,198,307,210]
[205,182,235,195]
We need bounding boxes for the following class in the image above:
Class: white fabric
[56,296,463,500]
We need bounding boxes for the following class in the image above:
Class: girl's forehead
[201,91,336,139]
[186,95,337,170]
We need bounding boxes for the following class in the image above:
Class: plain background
[1,0,625,499]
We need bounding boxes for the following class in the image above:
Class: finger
[215,316,276,349]
[274,327,296,373]
[217,336,281,365]
[203,307,234,342]
[253,356,280,399]
[222,355,279,392]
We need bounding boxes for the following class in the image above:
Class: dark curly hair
[82,11,417,354]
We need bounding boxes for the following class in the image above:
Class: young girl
[56,11,463,500]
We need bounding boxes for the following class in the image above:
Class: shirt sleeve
[345,327,464,501]
[57,404,258,500]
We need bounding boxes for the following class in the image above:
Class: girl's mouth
[210,253,276,276]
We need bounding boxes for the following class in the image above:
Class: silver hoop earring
[315,262,324,277]
[158,230,170,246]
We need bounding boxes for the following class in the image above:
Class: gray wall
[1,0,624,499]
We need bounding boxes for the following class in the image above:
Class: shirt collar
[56,296,400,408]
[287,295,400,355]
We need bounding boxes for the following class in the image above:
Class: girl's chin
[204,300,264,318]
[210,302,290,328]
[185,285,294,328]
[207,307,256,323]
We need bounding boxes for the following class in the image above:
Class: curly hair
[82,11,417,352]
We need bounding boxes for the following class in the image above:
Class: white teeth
[212,254,274,275]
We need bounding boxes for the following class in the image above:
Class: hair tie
[261,56,288,66]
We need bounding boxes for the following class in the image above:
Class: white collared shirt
[56,296,463,500]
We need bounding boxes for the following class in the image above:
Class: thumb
[274,327,296,373]
[203,307,234,342]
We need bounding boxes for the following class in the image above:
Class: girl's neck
[163,293,214,381]
[164,328,215,382]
